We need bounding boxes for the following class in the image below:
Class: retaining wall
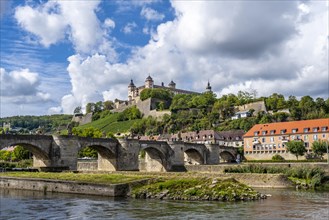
[0,177,129,197]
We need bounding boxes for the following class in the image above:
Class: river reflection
[0,188,328,220]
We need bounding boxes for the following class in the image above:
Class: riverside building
[243,118,329,160]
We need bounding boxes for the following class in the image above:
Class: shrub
[272,154,285,161]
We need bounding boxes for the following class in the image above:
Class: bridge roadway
[0,134,237,172]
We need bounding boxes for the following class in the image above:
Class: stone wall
[245,152,329,161]
[77,160,98,171]
[236,101,267,114]
[0,177,129,197]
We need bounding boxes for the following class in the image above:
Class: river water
[0,188,328,220]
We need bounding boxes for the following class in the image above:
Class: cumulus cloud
[141,7,165,21]
[15,0,116,57]
[0,68,51,104]
[15,1,67,47]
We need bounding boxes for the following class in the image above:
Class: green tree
[103,101,114,110]
[312,140,328,159]
[11,145,30,161]
[86,103,95,114]
[286,141,306,160]
[72,127,103,158]
[140,88,173,101]
[74,106,82,114]
[299,96,315,119]
[273,112,289,122]
[78,147,98,158]
[0,150,12,161]
[72,127,103,138]
[265,93,286,111]
[237,90,253,105]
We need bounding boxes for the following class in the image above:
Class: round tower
[168,80,176,89]
[128,79,136,100]
[145,75,154,88]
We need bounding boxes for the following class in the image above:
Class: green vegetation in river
[131,177,264,201]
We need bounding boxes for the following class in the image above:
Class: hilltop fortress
[113,75,212,118]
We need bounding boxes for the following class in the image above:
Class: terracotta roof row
[244,118,329,137]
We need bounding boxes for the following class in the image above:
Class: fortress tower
[145,75,154,88]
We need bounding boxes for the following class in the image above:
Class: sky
[0,0,328,117]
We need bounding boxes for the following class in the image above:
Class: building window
[291,135,295,140]
[280,129,286,134]
[262,137,266,143]
[278,143,281,148]
[254,131,259,136]
[321,127,327,132]
[304,135,308,140]
[304,142,309,148]
[270,137,274,143]
[279,136,282,140]
[292,129,297,133]
[322,134,326,138]
[296,135,301,140]
[270,130,275,135]
[303,128,309,133]
[313,127,318,132]
[262,131,267,135]
[313,134,318,140]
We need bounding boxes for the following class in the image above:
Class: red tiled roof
[244,118,329,137]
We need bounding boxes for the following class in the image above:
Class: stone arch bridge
[0,134,238,172]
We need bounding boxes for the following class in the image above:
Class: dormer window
[254,131,259,136]
[321,126,328,132]
[313,127,319,132]
[280,129,286,134]
[262,131,267,135]
[304,128,309,133]
[270,130,275,135]
[292,128,298,133]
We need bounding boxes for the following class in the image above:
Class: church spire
[206,80,212,92]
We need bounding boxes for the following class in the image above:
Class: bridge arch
[139,141,173,172]
[1,141,50,167]
[184,149,204,165]
[219,151,236,163]
[183,144,206,165]
[78,138,118,171]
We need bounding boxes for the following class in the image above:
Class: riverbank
[0,175,266,201]
[0,172,295,200]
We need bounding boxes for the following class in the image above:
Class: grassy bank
[0,172,150,185]
[131,177,264,201]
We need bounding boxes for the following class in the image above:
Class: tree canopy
[140,88,173,101]
[312,140,328,159]
[286,141,306,160]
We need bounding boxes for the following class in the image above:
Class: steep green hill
[79,113,141,134]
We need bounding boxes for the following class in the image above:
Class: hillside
[0,114,72,133]
[78,113,142,134]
